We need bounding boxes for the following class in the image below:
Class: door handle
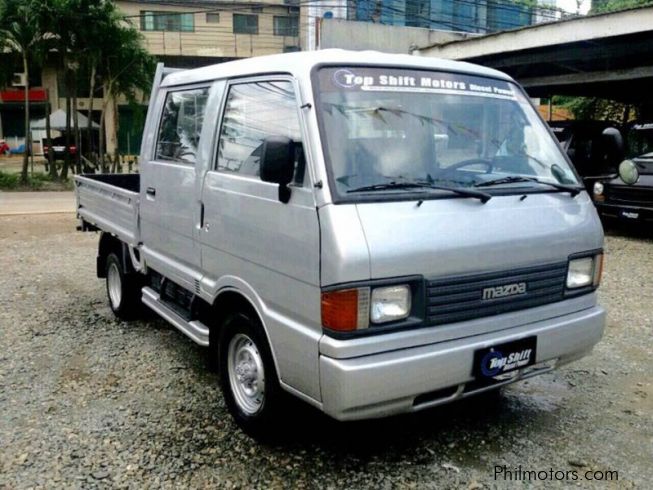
[146,187,156,197]
[198,202,209,231]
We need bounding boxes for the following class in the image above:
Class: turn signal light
[321,288,370,332]
[593,253,604,287]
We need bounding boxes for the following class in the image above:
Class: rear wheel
[217,312,284,438]
[105,252,142,320]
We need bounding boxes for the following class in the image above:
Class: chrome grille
[426,262,568,326]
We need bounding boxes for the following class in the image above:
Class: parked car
[43,136,77,160]
[592,122,653,224]
[0,139,10,156]
[549,120,621,192]
[74,51,606,438]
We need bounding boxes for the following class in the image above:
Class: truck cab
[548,119,620,193]
[75,50,606,437]
[592,122,653,224]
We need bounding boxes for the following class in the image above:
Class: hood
[354,192,603,280]
[608,173,653,187]
[632,157,653,176]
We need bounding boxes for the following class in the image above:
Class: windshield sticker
[324,67,516,100]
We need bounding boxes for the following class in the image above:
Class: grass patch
[0,170,73,191]
[0,170,20,189]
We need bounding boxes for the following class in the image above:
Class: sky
[557,0,592,14]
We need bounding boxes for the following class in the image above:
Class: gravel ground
[1,214,651,489]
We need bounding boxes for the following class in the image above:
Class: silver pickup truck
[75,50,606,438]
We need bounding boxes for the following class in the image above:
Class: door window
[155,87,209,164]
[216,80,305,184]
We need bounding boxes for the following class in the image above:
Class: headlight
[370,285,411,323]
[567,254,603,289]
[593,182,604,196]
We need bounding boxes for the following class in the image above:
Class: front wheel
[105,252,142,320]
[217,313,284,438]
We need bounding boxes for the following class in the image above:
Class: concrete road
[0,191,75,215]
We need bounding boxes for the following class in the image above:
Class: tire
[217,312,284,439]
[105,252,142,320]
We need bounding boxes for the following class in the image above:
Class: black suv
[43,136,77,160]
[592,123,653,224]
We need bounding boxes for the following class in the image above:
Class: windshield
[627,124,653,171]
[315,67,580,201]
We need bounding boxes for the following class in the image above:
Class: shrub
[0,170,20,189]
[0,170,62,190]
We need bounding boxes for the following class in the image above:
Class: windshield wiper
[347,181,492,203]
[474,176,581,196]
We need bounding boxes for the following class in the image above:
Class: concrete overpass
[415,6,653,103]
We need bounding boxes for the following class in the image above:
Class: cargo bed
[74,174,140,245]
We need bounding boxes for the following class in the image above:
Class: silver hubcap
[107,262,122,309]
[227,333,265,415]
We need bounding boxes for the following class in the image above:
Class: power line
[347,0,560,32]
[115,0,571,58]
[122,0,565,27]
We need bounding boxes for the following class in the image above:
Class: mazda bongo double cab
[74,50,606,437]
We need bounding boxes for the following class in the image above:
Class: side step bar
[141,287,210,346]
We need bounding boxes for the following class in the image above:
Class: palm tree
[96,21,154,171]
[1,0,154,179]
[0,0,45,183]
[42,0,79,180]
[81,0,126,165]
[43,0,153,173]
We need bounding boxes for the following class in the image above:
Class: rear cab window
[155,87,210,164]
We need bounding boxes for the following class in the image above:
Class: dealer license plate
[620,210,639,220]
[473,337,537,379]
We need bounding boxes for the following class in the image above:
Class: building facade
[119,0,300,67]
[351,0,558,33]
[301,0,561,50]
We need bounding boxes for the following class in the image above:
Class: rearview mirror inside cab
[260,136,295,203]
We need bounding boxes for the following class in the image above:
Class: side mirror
[260,136,295,203]
[618,159,639,185]
[601,127,624,163]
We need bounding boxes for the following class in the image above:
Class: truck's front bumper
[319,305,605,421]
[595,201,653,223]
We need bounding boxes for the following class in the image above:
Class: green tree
[591,0,653,14]
[0,0,47,184]
[36,0,153,176]
[39,0,86,179]
[81,0,121,160]
[95,20,154,171]
[554,95,634,124]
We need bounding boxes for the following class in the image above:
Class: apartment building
[119,0,301,66]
